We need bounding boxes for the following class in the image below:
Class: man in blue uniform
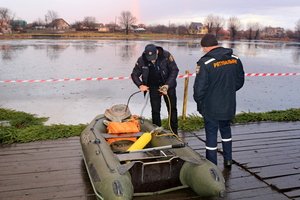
[193,34,245,168]
[131,44,179,134]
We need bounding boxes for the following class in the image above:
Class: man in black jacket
[131,44,179,134]
[193,34,245,168]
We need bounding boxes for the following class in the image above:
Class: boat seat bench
[116,150,176,162]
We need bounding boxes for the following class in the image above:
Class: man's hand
[139,85,149,92]
[159,85,169,95]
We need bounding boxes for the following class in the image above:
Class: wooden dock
[0,122,299,200]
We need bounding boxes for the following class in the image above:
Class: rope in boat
[153,87,183,142]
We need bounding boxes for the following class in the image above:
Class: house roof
[50,18,70,27]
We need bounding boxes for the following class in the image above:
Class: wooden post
[182,70,189,120]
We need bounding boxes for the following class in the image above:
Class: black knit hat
[201,34,218,47]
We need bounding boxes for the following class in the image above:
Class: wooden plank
[234,149,299,162]
[0,137,80,151]
[194,130,300,145]
[0,150,83,164]
[284,188,300,198]
[236,193,289,200]
[231,122,300,135]
[0,156,84,175]
[231,130,298,141]
[224,187,289,200]
[0,174,88,193]
[224,175,267,192]
[0,168,88,185]
[264,174,300,191]
[251,163,300,179]
[193,122,300,136]
[234,153,300,167]
[0,143,81,156]
[233,135,300,147]
[239,159,300,170]
[232,141,299,152]
[0,183,95,200]
[234,154,299,167]
[233,147,299,158]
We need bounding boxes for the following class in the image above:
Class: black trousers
[149,87,178,134]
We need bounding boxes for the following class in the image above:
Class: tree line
[1,7,300,40]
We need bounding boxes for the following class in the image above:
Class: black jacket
[193,47,245,120]
[131,46,179,89]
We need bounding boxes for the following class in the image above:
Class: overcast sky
[1,0,300,30]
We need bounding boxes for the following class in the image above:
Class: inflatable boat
[80,104,225,200]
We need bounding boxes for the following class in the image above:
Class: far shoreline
[0,31,295,42]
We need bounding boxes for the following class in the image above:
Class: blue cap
[144,44,157,61]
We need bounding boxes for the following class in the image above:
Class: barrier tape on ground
[0,72,299,84]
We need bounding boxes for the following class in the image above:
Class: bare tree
[253,23,261,40]
[228,16,242,40]
[147,24,169,34]
[106,22,119,32]
[32,18,46,29]
[246,22,261,40]
[204,14,215,34]
[45,10,58,24]
[71,21,82,30]
[0,7,14,29]
[204,14,225,37]
[118,11,137,35]
[214,16,225,37]
[296,19,300,40]
[176,24,189,35]
[83,16,97,30]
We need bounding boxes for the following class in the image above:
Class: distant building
[49,18,70,30]
[263,26,285,38]
[98,26,110,32]
[10,20,27,32]
[134,27,146,33]
[189,22,207,35]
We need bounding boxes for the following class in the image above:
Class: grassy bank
[0,32,200,40]
[1,108,300,144]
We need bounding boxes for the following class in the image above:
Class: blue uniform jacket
[193,47,245,120]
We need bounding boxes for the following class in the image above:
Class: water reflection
[186,42,201,49]
[0,44,27,60]
[119,44,136,60]
[293,46,300,64]
[73,41,99,54]
[46,44,70,60]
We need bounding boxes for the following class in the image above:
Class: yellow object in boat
[127,132,152,151]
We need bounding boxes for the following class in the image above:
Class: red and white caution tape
[0,72,299,84]
[244,72,300,77]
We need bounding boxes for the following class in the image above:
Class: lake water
[0,39,300,125]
